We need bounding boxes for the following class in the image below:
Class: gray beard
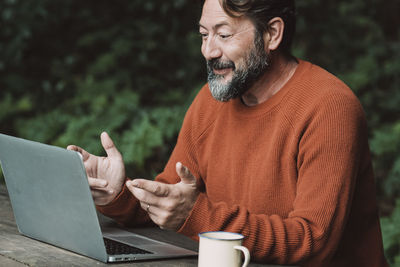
[207,36,270,102]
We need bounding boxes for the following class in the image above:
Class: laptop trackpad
[102,228,163,246]
[110,235,158,246]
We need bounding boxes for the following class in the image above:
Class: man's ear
[263,17,285,52]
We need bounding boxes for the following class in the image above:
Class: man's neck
[241,53,298,107]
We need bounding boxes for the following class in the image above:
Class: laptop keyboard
[103,237,153,255]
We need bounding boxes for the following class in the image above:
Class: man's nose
[202,38,222,60]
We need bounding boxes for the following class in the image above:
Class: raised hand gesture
[67,132,125,205]
[126,162,199,231]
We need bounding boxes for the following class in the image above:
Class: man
[68,0,388,265]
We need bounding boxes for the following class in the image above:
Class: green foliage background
[1,0,399,264]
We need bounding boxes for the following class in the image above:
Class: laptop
[0,133,197,262]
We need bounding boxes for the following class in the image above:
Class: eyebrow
[198,22,231,31]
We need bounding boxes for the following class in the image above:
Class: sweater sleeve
[176,89,368,264]
[96,86,214,226]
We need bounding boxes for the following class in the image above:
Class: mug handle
[234,245,250,267]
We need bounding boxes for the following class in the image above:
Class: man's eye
[199,33,208,39]
[219,34,232,39]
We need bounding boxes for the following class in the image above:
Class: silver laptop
[0,133,197,262]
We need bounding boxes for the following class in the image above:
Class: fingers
[67,145,91,161]
[137,199,172,229]
[139,201,161,215]
[100,132,122,159]
[88,177,112,192]
[176,162,196,185]
[68,132,121,161]
[128,179,170,197]
[140,203,168,229]
[89,177,114,205]
[91,189,114,204]
[126,180,171,210]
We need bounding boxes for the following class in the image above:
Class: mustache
[207,59,235,71]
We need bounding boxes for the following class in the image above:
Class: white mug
[198,231,250,267]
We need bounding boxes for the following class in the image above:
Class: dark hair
[202,0,296,55]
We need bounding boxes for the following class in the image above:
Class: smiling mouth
[213,67,233,76]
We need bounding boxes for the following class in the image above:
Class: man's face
[199,0,270,102]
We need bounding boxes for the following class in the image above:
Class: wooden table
[0,185,291,266]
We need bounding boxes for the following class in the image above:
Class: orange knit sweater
[98,60,387,266]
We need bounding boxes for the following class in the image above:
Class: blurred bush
[0,0,399,263]
[0,0,204,177]
[381,199,400,266]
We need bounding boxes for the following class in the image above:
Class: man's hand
[126,162,199,231]
[67,132,126,206]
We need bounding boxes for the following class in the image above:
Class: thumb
[176,162,196,185]
[100,132,122,159]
